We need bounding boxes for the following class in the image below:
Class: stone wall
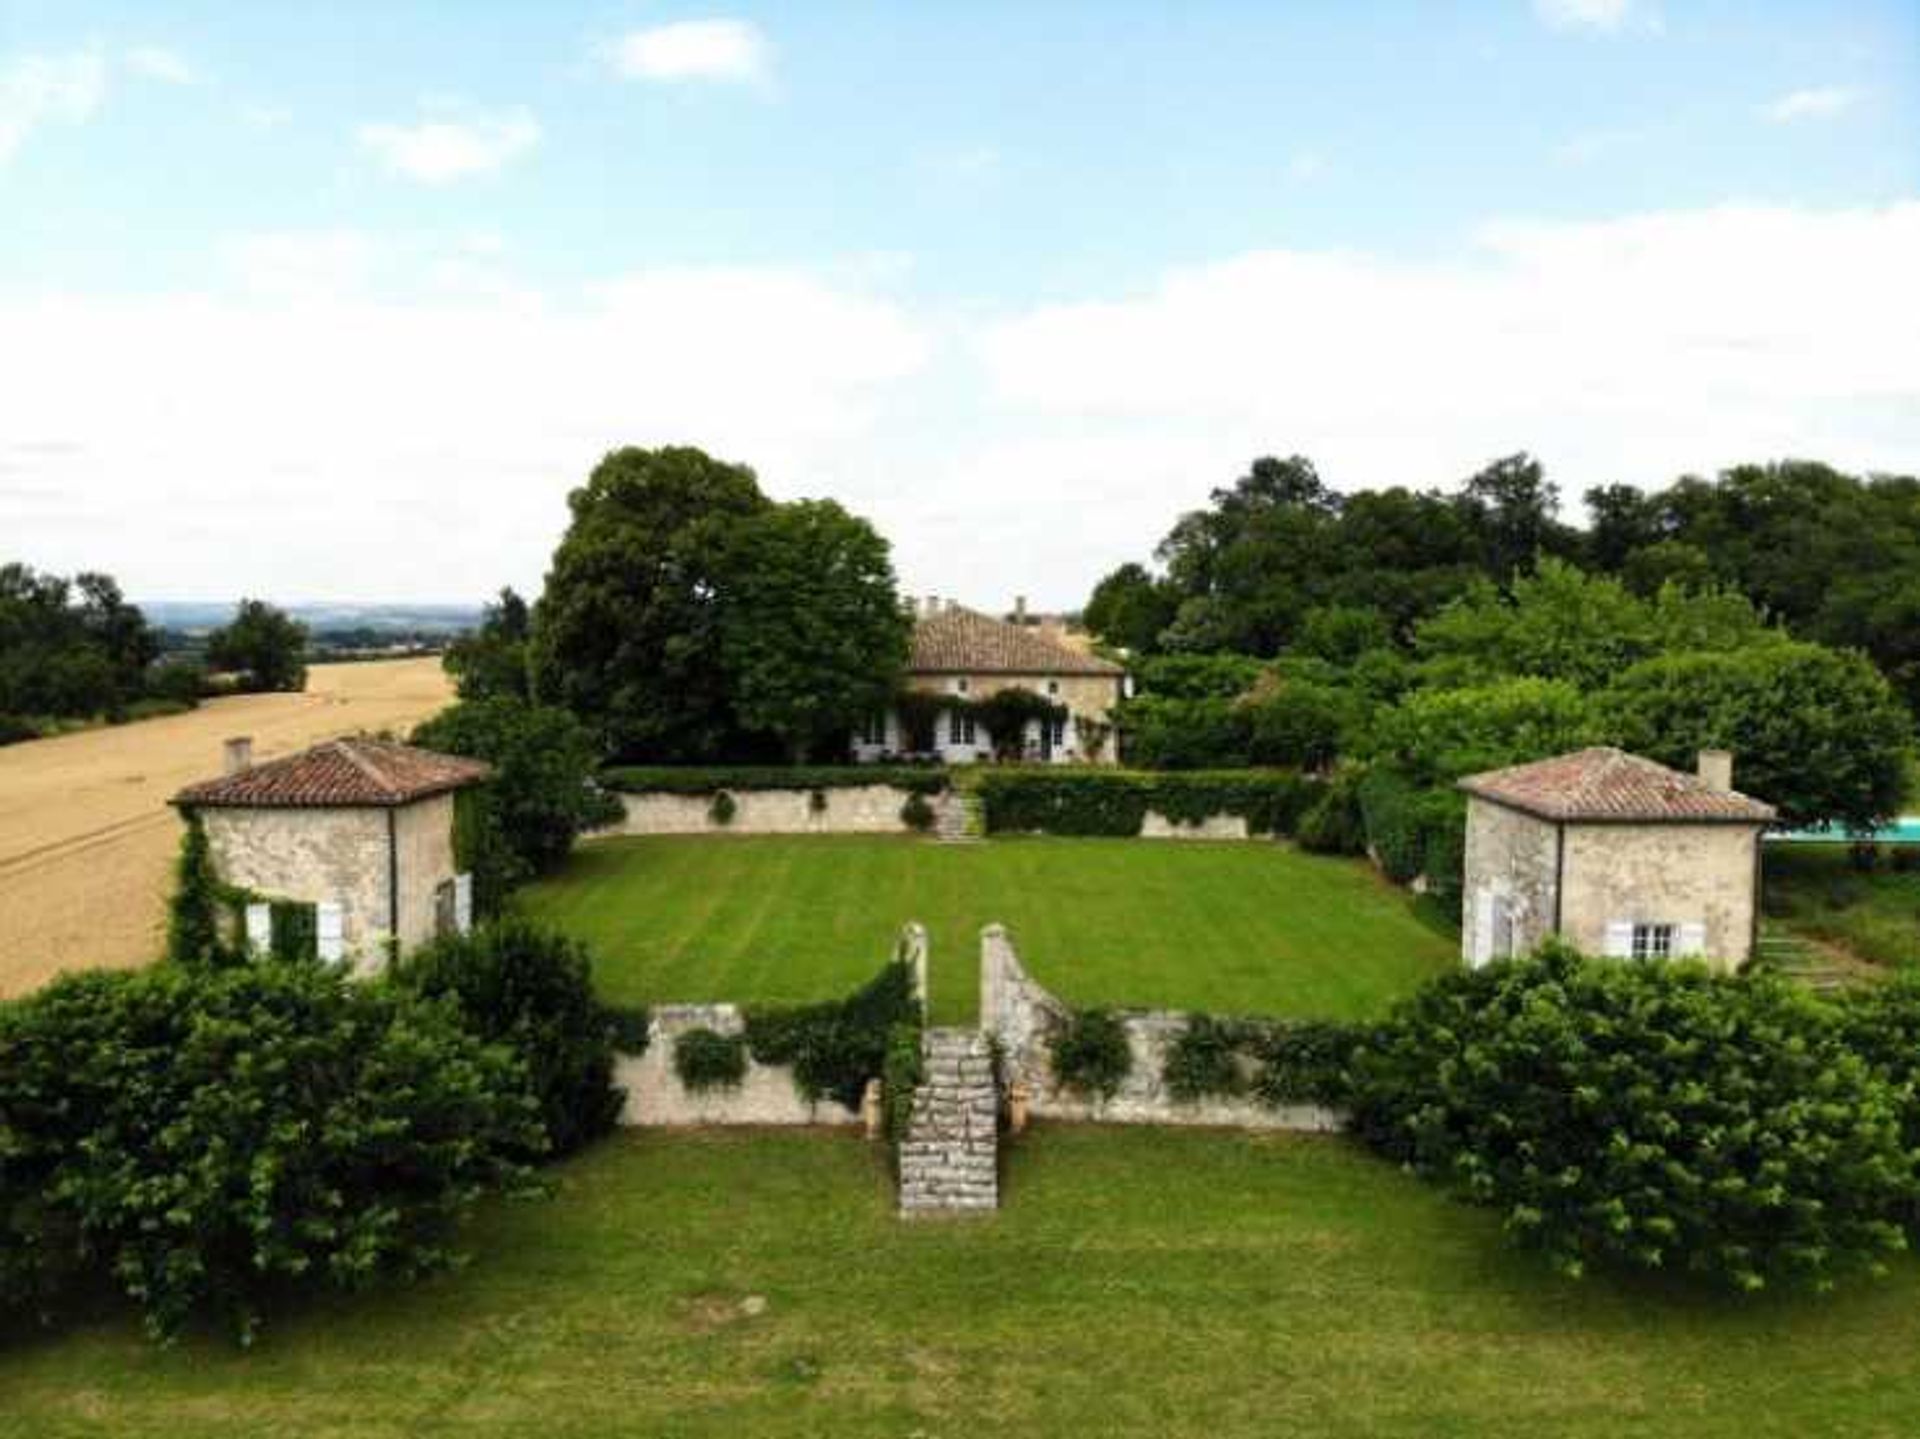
[601,785,922,838]
[1561,822,1761,971]
[980,925,1343,1131]
[1460,796,1561,965]
[393,792,460,951]
[615,1003,862,1127]
[201,805,390,974]
[1139,810,1251,841]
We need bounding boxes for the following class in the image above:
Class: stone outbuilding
[171,735,490,972]
[1457,746,1776,972]
[851,598,1127,765]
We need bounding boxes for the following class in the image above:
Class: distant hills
[141,601,483,635]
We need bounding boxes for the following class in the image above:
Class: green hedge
[1357,768,1467,915]
[602,764,950,796]
[743,959,921,1110]
[1162,1014,1360,1107]
[977,769,1322,837]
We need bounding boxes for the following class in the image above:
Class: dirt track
[0,658,454,997]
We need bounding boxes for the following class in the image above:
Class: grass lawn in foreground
[6,1127,1920,1438]
[517,835,1456,1023]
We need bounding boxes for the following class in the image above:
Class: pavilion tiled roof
[173,737,490,810]
[910,606,1124,677]
[1458,746,1776,824]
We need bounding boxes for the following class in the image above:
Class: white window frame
[1630,922,1675,962]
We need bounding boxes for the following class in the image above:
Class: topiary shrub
[1347,942,1913,1292]
[390,920,624,1157]
[673,1027,748,1092]
[0,963,539,1343]
[709,790,738,826]
[1049,1008,1133,1099]
[808,787,829,815]
[900,791,935,832]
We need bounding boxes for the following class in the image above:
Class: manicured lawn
[1765,843,1920,969]
[7,1127,1920,1437]
[517,835,1456,1023]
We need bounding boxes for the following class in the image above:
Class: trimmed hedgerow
[1049,1008,1133,1099]
[743,960,920,1110]
[673,1028,748,1092]
[1346,942,1914,1293]
[0,962,540,1343]
[602,765,950,795]
[977,769,1322,838]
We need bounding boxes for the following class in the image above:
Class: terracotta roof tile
[173,738,490,810]
[1458,746,1776,824]
[910,606,1124,677]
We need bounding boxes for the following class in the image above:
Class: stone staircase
[933,792,985,844]
[1755,924,1861,996]
[898,1027,999,1214]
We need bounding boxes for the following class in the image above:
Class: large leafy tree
[207,598,307,693]
[530,445,907,762]
[532,446,769,759]
[1603,641,1912,830]
[0,563,157,720]
[715,498,910,762]
[1082,561,1178,654]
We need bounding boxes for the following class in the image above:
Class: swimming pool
[1766,816,1920,844]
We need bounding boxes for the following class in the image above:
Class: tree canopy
[0,563,158,723]
[207,598,308,693]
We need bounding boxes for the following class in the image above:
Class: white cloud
[123,47,195,85]
[1765,86,1860,122]
[357,106,540,184]
[604,19,771,84]
[0,50,107,163]
[973,202,1920,576]
[1286,150,1326,182]
[0,253,928,599]
[1532,0,1648,33]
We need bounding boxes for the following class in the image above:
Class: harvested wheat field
[0,658,454,997]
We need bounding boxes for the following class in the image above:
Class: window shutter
[1677,922,1707,957]
[245,903,271,957]
[454,873,474,935]
[316,901,345,962]
[1604,921,1634,958]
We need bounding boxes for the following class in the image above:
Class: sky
[2,1,1916,609]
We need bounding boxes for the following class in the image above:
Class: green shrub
[1114,694,1252,769]
[673,1028,748,1091]
[603,764,950,795]
[146,658,207,706]
[1297,767,1367,854]
[1838,972,1920,1226]
[1357,768,1467,914]
[0,963,539,1342]
[808,787,828,814]
[1162,1015,1248,1100]
[390,921,625,1157]
[709,790,738,825]
[900,791,936,831]
[1347,943,1913,1292]
[1049,1008,1133,1099]
[604,1002,653,1054]
[744,961,920,1110]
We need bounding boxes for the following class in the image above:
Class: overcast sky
[2,1,1916,608]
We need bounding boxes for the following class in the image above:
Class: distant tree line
[0,566,310,744]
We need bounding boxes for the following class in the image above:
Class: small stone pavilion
[172,735,490,972]
[1458,746,1776,971]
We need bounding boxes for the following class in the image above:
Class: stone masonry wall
[615,1003,861,1127]
[602,786,922,837]
[980,925,1343,1131]
[201,806,390,974]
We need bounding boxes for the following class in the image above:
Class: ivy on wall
[1048,1009,1133,1099]
[1161,1015,1361,1107]
[978,769,1323,838]
[742,960,920,1110]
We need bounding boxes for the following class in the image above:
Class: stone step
[898,1025,1001,1217]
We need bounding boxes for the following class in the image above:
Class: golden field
[0,657,454,997]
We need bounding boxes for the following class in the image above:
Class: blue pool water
[1767,816,1920,844]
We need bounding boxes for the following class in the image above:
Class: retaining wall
[601,786,921,837]
[980,925,1343,1131]
[615,1003,861,1126]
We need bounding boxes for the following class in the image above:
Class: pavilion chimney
[224,736,254,775]
[1014,595,1028,624]
[1697,749,1733,792]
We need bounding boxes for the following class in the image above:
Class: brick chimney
[1697,749,1733,791]
[224,735,254,775]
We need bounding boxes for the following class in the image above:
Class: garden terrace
[515,835,1456,1025]
[7,1129,1920,1436]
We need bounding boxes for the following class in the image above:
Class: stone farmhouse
[852,597,1127,765]
[1458,746,1776,971]
[171,735,489,972]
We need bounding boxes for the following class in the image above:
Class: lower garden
[7,1126,1920,1438]
[516,834,1458,1024]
